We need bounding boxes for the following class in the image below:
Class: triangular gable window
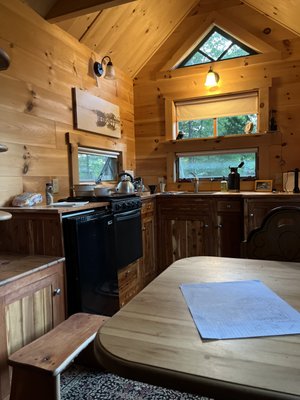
[178,26,258,68]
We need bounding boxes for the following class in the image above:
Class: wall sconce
[93,56,115,80]
[0,49,10,71]
[204,66,219,87]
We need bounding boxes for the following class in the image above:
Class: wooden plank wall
[134,4,300,192]
[0,0,135,206]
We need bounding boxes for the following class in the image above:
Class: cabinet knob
[204,224,209,228]
[53,288,61,296]
[217,224,223,228]
[250,213,254,217]
[226,204,231,208]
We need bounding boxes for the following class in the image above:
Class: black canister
[227,162,244,192]
[228,167,240,192]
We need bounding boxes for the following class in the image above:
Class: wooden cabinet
[244,197,300,239]
[0,255,65,400]
[156,197,214,273]
[215,198,243,258]
[157,196,244,272]
[139,198,156,289]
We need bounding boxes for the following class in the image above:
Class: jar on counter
[45,182,53,205]
[220,177,228,192]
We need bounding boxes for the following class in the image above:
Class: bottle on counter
[45,182,53,205]
[227,162,244,192]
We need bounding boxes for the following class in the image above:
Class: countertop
[156,191,300,197]
[0,202,109,214]
[1,192,300,215]
[0,253,65,286]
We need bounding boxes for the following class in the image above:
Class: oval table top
[95,256,300,400]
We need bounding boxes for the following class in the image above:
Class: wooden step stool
[8,313,109,400]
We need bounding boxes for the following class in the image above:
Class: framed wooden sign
[72,88,121,138]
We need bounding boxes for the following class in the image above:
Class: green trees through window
[78,147,119,182]
[178,114,257,138]
[177,150,257,180]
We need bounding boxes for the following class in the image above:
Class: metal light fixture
[93,56,116,80]
[0,48,10,71]
[204,66,219,87]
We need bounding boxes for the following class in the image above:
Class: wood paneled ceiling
[22,0,300,78]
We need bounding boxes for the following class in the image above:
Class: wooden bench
[8,313,109,400]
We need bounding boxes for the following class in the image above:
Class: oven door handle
[114,209,141,221]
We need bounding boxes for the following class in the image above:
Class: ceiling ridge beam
[46,0,137,23]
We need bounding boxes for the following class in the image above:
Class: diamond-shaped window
[178,26,257,68]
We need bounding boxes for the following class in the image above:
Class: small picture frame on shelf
[254,180,273,192]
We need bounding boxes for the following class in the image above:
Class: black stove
[64,193,141,213]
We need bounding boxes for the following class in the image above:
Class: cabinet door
[140,199,156,289]
[157,197,214,272]
[158,215,212,272]
[141,214,156,287]
[5,272,64,355]
[0,263,65,400]
[216,199,243,257]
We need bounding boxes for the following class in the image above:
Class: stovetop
[66,193,137,202]
[62,193,141,212]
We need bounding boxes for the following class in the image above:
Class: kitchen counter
[0,253,65,286]
[157,191,300,197]
[0,201,109,214]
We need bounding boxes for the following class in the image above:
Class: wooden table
[94,256,300,400]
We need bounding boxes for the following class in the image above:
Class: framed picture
[254,180,273,192]
[72,87,121,138]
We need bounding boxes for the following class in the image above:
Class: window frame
[165,87,269,141]
[164,85,271,186]
[176,91,259,139]
[67,132,125,192]
[178,26,258,68]
[77,146,120,183]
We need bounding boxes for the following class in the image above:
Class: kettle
[228,162,244,192]
[116,172,135,193]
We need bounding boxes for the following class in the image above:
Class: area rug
[61,363,214,400]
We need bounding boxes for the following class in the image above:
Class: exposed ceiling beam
[46,0,137,23]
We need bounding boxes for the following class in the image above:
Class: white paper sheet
[51,201,89,207]
[180,280,300,340]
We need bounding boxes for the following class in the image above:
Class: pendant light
[204,66,219,87]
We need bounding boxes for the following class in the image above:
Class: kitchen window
[78,147,120,183]
[176,148,257,181]
[176,91,258,139]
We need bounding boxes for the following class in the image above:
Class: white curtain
[176,91,258,121]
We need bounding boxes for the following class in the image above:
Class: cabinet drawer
[217,200,241,212]
[118,261,139,307]
[142,200,154,215]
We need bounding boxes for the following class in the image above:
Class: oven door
[113,208,143,270]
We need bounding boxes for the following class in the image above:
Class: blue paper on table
[180,280,300,340]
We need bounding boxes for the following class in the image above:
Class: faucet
[190,172,199,193]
